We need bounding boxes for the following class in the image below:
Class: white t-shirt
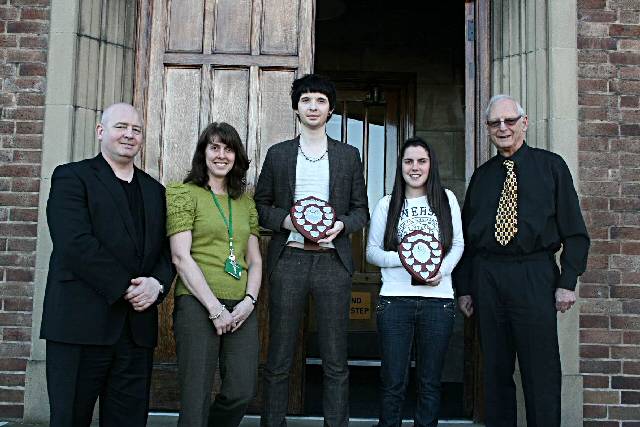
[366,190,464,299]
[286,146,335,248]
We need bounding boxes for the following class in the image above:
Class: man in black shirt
[41,103,174,426]
[454,95,589,427]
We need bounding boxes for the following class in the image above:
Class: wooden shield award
[290,196,336,242]
[398,230,443,284]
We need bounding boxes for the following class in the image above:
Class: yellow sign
[350,291,371,319]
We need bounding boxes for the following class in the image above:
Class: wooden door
[134,0,315,412]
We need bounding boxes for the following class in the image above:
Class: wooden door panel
[213,0,252,54]
[161,68,202,184]
[167,0,205,52]
[137,0,315,413]
[261,0,299,55]
[210,68,250,142]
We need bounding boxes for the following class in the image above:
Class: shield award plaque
[398,230,443,284]
[290,196,336,242]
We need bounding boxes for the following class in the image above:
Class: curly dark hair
[290,74,337,112]
[383,137,453,255]
[183,122,250,199]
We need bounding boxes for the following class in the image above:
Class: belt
[285,244,335,253]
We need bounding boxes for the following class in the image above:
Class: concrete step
[1,414,483,427]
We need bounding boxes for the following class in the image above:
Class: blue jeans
[376,296,455,427]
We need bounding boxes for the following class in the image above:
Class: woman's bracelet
[209,304,227,321]
[244,293,257,305]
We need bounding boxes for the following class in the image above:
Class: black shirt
[454,143,590,293]
[118,172,145,255]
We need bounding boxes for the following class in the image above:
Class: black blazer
[254,136,369,277]
[40,154,175,348]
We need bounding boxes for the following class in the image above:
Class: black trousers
[262,247,352,427]
[46,322,154,427]
[474,253,561,427]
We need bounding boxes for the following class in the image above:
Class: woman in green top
[166,122,262,427]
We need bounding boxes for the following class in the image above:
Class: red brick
[1,327,30,342]
[0,6,18,20]
[579,93,616,106]
[579,10,618,22]
[622,301,640,314]
[0,311,31,327]
[0,282,35,297]
[587,254,609,269]
[624,362,640,375]
[19,62,46,77]
[15,121,43,134]
[580,181,620,196]
[16,92,44,106]
[580,344,610,357]
[0,388,24,403]
[0,253,35,268]
[0,373,25,387]
[0,358,27,371]
[580,122,620,136]
[584,422,618,427]
[612,375,640,390]
[584,404,607,418]
[580,107,609,121]
[0,34,18,48]
[622,391,640,404]
[611,227,640,240]
[578,0,606,8]
[19,34,47,49]
[581,360,622,374]
[581,315,611,329]
[622,242,640,255]
[12,0,49,5]
[2,297,32,312]
[621,211,640,226]
[579,63,618,79]
[6,238,36,251]
[0,193,39,208]
[622,168,640,180]
[620,153,640,166]
[580,50,611,64]
[619,10,640,24]
[0,405,23,419]
[6,20,48,34]
[581,196,609,210]
[8,135,42,149]
[613,80,640,94]
[5,268,34,282]
[581,329,623,344]
[10,178,40,193]
[584,375,610,388]
[612,285,640,298]
[621,124,640,135]
[20,7,49,20]
[4,48,47,63]
[580,284,610,298]
[582,270,621,285]
[621,96,640,107]
[584,390,620,404]
[610,24,640,37]
[592,241,622,255]
[611,345,640,358]
[12,149,41,164]
[611,316,640,330]
[624,331,640,344]
[579,37,618,50]
[609,406,640,420]
[619,40,640,51]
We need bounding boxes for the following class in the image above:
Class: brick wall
[0,0,48,419]
[578,0,640,425]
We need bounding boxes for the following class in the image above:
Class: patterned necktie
[495,159,518,246]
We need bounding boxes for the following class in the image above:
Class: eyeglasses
[486,115,522,129]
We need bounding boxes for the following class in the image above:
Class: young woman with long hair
[366,137,464,427]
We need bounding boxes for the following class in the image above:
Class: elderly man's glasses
[486,115,522,129]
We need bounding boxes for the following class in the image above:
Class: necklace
[298,143,328,162]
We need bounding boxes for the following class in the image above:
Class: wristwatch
[245,293,257,305]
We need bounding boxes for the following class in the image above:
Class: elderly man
[41,103,175,426]
[454,95,590,427]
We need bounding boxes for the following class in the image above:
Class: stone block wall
[0,0,48,419]
[578,0,640,425]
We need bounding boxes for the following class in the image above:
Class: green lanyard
[210,191,235,260]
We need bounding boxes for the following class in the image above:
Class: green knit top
[166,182,260,300]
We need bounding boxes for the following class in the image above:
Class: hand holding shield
[290,196,336,243]
[398,230,443,285]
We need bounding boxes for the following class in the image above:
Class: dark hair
[183,122,250,199]
[383,137,453,255]
[290,74,337,112]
